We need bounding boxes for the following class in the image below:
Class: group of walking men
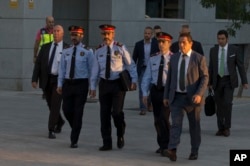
[32,16,248,162]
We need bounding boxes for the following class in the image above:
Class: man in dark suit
[133,26,159,115]
[170,24,204,55]
[32,25,68,139]
[208,30,248,137]
[163,33,208,161]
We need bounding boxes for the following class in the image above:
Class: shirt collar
[181,49,192,57]
[219,43,228,51]
[144,39,151,44]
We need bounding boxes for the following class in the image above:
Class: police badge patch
[80,52,85,56]
[114,50,119,55]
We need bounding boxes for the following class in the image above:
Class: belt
[49,74,58,78]
[153,85,164,91]
[217,75,230,79]
[100,78,120,83]
[64,78,88,84]
[175,92,187,95]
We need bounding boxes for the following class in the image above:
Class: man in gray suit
[163,33,208,161]
[208,30,248,137]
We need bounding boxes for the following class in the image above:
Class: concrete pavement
[0,89,250,166]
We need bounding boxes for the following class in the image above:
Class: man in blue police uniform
[57,25,94,148]
[141,32,172,155]
[89,24,137,151]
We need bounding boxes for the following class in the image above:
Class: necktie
[157,55,164,89]
[219,48,225,77]
[179,54,186,91]
[48,43,57,74]
[105,46,111,79]
[69,47,76,79]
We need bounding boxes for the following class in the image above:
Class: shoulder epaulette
[114,41,123,47]
[96,44,105,50]
[82,45,90,50]
[40,28,47,34]
[63,44,70,49]
[150,52,160,57]
[63,45,73,50]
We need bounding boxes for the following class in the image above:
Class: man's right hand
[142,96,148,107]
[163,99,169,107]
[89,90,96,98]
[32,82,37,89]
[56,87,62,95]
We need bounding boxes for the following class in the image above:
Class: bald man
[170,24,204,55]
[33,16,55,63]
[32,25,69,139]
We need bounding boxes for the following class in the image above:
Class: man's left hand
[192,95,202,104]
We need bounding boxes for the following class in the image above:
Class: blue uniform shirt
[58,43,94,87]
[141,51,172,96]
[90,41,138,90]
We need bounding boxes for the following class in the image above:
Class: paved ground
[0,88,250,166]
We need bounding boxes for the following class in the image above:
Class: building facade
[0,0,249,90]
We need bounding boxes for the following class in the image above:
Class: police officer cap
[68,25,84,34]
[157,32,173,41]
[99,24,116,31]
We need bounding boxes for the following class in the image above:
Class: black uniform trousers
[150,85,170,150]
[214,75,234,130]
[62,79,89,144]
[98,78,126,146]
[44,74,64,132]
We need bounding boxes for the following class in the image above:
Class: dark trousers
[44,75,63,131]
[150,85,170,150]
[99,78,126,146]
[138,67,152,110]
[168,93,201,155]
[62,79,88,144]
[214,75,234,130]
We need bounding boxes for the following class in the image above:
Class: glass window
[146,0,185,18]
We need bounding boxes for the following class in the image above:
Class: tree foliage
[199,0,250,37]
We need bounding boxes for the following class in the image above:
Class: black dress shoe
[162,149,177,161]
[139,110,146,115]
[70,143,78,148]
[155,148,162,153]
[215,129,224,136]
[55,120,65,133]
[117,137,124,149]
[99,145,112,151]
[223,129,230,137]
[48,131,56,139]
[189,153,198,160]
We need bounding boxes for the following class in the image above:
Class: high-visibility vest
[39,28,54,49]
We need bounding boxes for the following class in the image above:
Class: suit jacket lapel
[227,45,232,66]
[187,51,195,76]
[46,43,53,65]
[214,46,219,74]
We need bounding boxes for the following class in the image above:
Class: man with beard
[89,24,137,151]
[133,26,159,115]
[57,25,94,148]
